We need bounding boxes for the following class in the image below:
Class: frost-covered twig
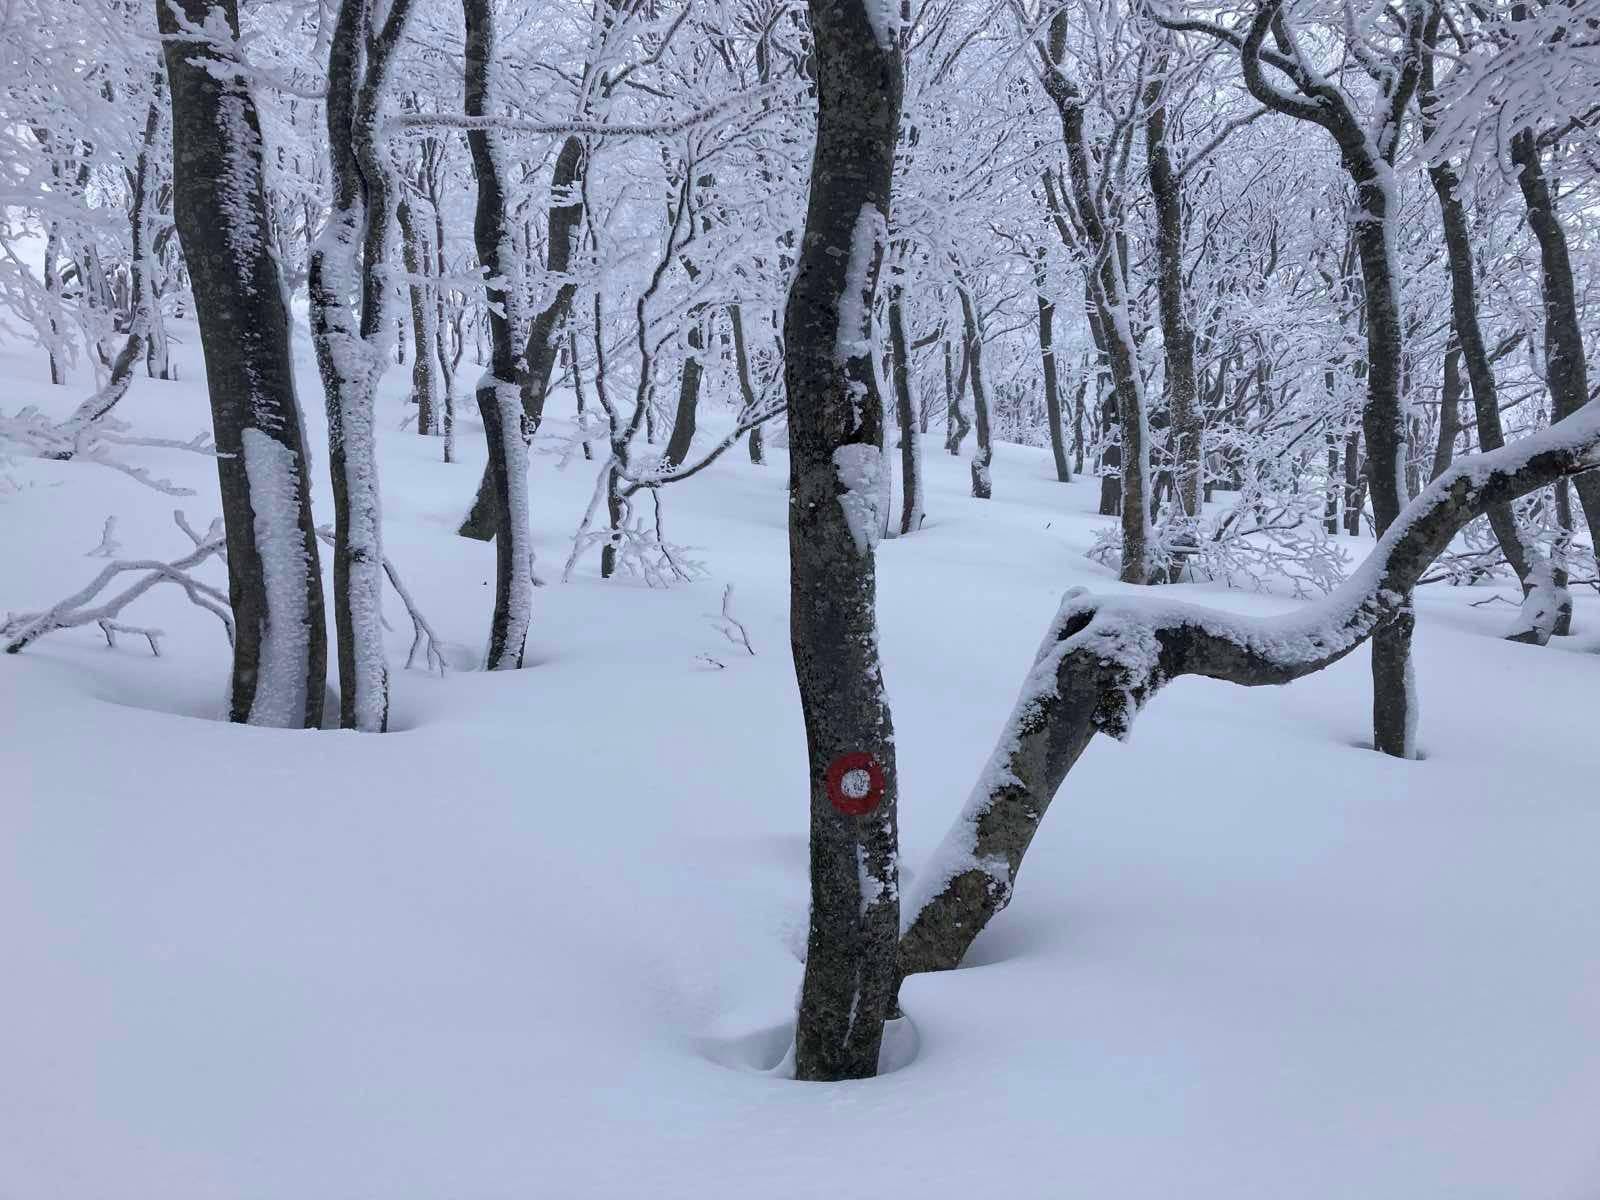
[3,510,232,654]
[313,527,446,675]
[706,583,755,655]
[0,406,217,497]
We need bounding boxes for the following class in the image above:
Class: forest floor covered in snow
[4,321,1599,1199]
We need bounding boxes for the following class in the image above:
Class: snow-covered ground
[4,323,1599,1199]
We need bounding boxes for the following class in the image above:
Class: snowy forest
[2,0,1599,1193]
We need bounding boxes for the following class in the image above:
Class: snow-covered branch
[898,400,1600,984]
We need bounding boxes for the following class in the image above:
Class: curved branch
[898,400,1600,983]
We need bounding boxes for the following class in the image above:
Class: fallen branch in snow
[897,403,1600,988]
[706,583,756,656]
[2,510,232,655]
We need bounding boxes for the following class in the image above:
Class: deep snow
[3,322,1599,1199]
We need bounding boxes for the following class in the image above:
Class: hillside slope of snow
[3,326,1598,1199]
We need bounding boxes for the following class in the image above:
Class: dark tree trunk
[462,0,533,670]
[159,0,326,727]
[398,194,437,436]
[784,0,903,1083]
[459,135,586,539]
[957,286,992,500]
[730,303,765,464]
[887,290,924,532]
[1144,67,1201,517]
[662,326,704,469]
[943,337,970,453]
[1343,432,1363,536]
[1042,12,1150,581]
[1511,128,1600,557]
[1033,249,1071,483]
[1324,429,1339,534]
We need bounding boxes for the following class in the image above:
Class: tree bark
[458,135,586,539]
[398,193,438,436]
[1144,64,1201,517]
[784,0,903,1083]
[159,0,326,727]
[1511,128,1600,559]
[730,303,765,465]
[461,0,533,670]
[888,289,925,532]
[1041,13,1151,581]
[957,285,992,500]
[1033,249,1071,483]
[308,0,414,731]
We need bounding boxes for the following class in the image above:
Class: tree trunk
[461,0,533,670]
[308,0,415,731]
[458,135,586,539]
[730,303,765,465]
[662,325,704,469]
[785,0,903,1083]
[887,290,925,532]
[398,194,437,436]
[1033,249,1071,483]
[159,0,326,727]
[1511,128,1600,561]
[1348,166,1414,756]
[943,336,970,454]
[1430,340,1462,483]
[957,286,992,500]
[1041,12,1150,582]
[1144,68,1201,517]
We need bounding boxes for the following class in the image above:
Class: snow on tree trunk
[1041,11,1150,580]
[159,0,326,727]
[458,136,586,541]
[785,0,904,1083]
[461,0,533,670]
[956,285,993,500]
[1144,69,1199,516]
[308,0,416,731]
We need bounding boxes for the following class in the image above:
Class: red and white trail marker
[825,751,884,816]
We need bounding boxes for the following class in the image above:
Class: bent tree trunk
[462,0,533,670]
[898,397,1600,989]
[159,0,326,727]
[785,0,903,1082]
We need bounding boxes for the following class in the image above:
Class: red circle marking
[825,752,884,816]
